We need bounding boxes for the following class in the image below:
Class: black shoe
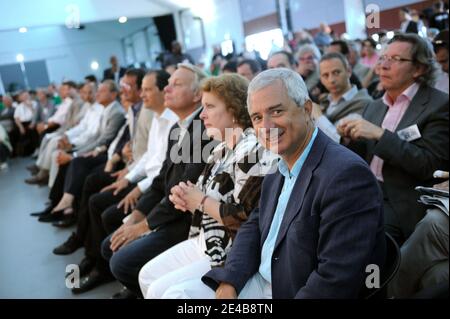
[65,257,94,278]
[53,232,82,255]
[71,269,114,294]
[111,287,138,299]
[52,214,77,228]
[26,164,39,175]
[25,174,48,186]
[30,205,54,217]
[38,210,64,223]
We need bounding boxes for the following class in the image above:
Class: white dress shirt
[125,108,179,192]
[434,70,449,94]
[48,97,73,125]
[66,102,104,147]
[14,101,37,122]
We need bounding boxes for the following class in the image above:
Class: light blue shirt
[326,85,358,116]
[258,127,318,283]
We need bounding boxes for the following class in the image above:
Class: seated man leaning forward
[202,68,386,299]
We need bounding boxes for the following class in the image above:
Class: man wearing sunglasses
[338,33,449,246]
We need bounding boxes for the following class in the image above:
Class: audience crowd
[0,7,448,299]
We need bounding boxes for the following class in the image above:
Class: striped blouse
[189,128,278,267]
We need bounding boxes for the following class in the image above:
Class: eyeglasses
[378,55,413,65]
[119,81,131,90]
[299,56,315,62]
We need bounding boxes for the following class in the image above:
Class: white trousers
[139,237,211,299]
[48,149,60,188]
[138,236,272,299]
[36,132,61,171]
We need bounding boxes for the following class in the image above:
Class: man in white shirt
[36,81,77,135]
[26,81,79,183]
[13,91,38,156]
[26,83,92,185]
[57,83,103,152]
[100,70,179,212]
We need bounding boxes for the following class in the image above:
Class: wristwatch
[197,195,208,213]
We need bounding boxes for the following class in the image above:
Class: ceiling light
[90,61,99,70]
[118,16,128,24]
[19,27,28,33]
[16,54,25,62]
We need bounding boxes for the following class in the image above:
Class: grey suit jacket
[76,101,125,154]
[322,88,372,124]
[128,103,153,164]
[61,96,84,131]
[348,84,449,237]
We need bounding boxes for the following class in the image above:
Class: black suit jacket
[136,109,217,231]
[103,67,127,82]
[348,85,449,237]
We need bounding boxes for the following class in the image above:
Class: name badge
[397,124,421,142]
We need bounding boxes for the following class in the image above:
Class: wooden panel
[244,13,279,36]
[306,0,439,38]
[367,0,438,36]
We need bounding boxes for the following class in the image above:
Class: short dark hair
[222,60,238,73]
[237,59,262,74]
[330,40,350,56]
[145,69,171,91]
[84,74,98,83]
[363,38,377,49]
[320,52,350,70]
[62,81,77,89]
[389,33,439,86]
[433,29,449,52]
[270,50,296,66]
[124,68,145,89]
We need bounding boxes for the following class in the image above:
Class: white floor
[0,157,122,298]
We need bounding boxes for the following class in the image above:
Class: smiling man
[202,68,386,299]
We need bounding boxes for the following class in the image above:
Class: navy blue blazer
[203,130,386,298]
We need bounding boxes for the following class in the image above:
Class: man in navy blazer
[202,68,386,299]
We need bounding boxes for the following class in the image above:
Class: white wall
[240,0,277,22]
[0,26,123,84]
[0,17,157,84]
[176,0,246,64]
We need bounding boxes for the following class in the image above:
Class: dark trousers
[101,218,191,296]
[74,166,112,243]
[49,163,68,206]
[64,154,108,198]
[84,183,136,274]
[13,122,38,157]
[379,182,406,246]
[0,143,10,162]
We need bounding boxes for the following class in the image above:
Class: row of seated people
[22,32,448,299]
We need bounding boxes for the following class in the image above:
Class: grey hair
[296,44,322,62]
[348,41,361,59]
[247,68,310,110]
[102,79,119,93]
[177,63,208,92]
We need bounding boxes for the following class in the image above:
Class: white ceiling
[0,0,200,31]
